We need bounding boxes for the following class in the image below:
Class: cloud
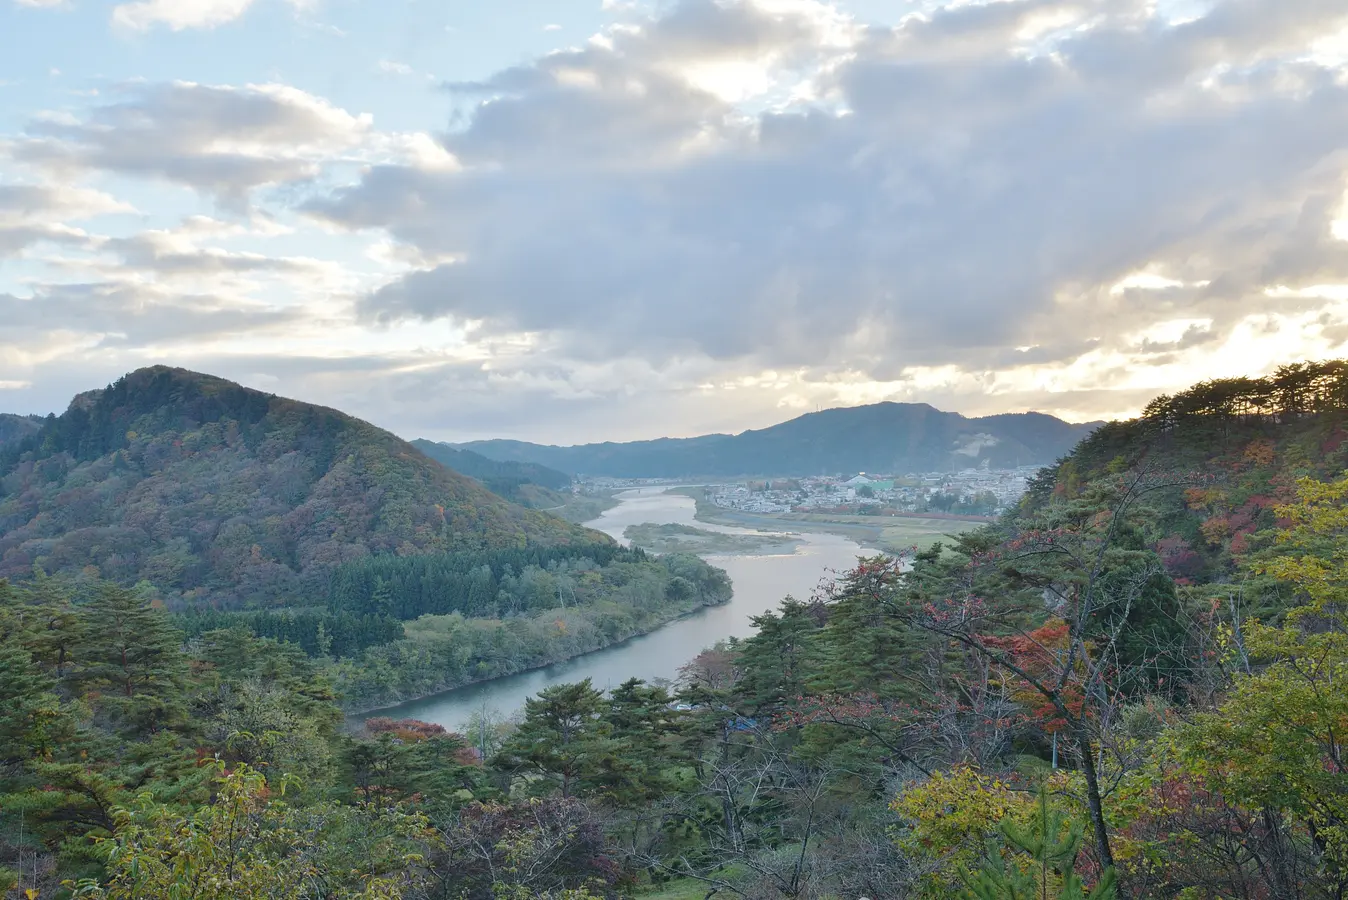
[0,281,300,347]
[113,0,256,30]
[10,0,1348,443]
[111,0,309,31]
[309,0,1348,390]
[0,183,135,257]
[377,60,414,76]
[7,81,372,207]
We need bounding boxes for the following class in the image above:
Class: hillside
[461,403,1099,477]
[0,412,43,448]
[410,438,574,512]
[1017,360,1348,588]
[410,439,571,491]
[0,367,599,607]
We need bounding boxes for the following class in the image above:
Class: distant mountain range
[410,440,572,491]
[0,413,43,448]
[0,367,597,607]
[460,403,1102,478]
[410,439,575,510]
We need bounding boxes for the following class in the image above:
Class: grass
[551,490,622,524]
[634,878,714,900]
[632,865,752,900]
[623,522,802,555]
[669,486,980,554]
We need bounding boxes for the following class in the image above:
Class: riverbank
[347,486,869,730]
[340,587,729,717]
[623,522,802,555]
[551,488,622,523]
[668,486,983,554]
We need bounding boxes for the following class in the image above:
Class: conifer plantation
[6,361,1348,898]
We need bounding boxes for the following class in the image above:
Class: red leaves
[365,716,452,743]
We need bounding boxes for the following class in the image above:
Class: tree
[494,679,612,798]
[736,598,823,715]
[75,583,188,732]
[1173,473,1348,896]
[69,762,431,900]
[22,568,81,679]
[600,678,689,803]
[888,471,1194,878]
[960,787,1117,900]
[0,631,58,765]
[433,797,619,900]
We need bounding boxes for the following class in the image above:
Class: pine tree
[0,633,58,765]
[495,679,612,798]
[960,788,1117,900]
[75,583,188,734]
[736,597,822,715]
[600,678,688,802]
[813,556,937,701]
[24,568,80,679]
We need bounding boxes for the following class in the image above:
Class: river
[368,486,864,731]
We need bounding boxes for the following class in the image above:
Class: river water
[369,487,864,731]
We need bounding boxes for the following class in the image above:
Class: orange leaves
[365,716,451,744]
[1199,516,1232,547]
[1242,438,1277,467]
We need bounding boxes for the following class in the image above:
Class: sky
[2,0,1348,445]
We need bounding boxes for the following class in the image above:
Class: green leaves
[68,761,433,900]
[959,788,1117,900]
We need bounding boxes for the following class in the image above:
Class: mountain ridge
[0,366,599,607]
[410,439,572,491]
[459,401,1103,477]
[0,412,44,448]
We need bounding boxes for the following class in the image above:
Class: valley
[366,485,866,731]
[7,360,1348,899]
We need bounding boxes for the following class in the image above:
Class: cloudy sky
[2,0,1348,444]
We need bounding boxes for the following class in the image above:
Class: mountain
[411,439,572,491]
[1016,359,1348,587]
[461,403,1101,478]
[0,413,43,448]
[0,367,599,607]
[410,439,576,512]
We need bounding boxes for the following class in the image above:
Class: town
[580,464,1042,518]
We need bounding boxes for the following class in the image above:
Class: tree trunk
[1076,728,1118,879]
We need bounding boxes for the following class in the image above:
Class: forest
[0,367,596,608]
[175,541,733,711]
[5,361,1348,899]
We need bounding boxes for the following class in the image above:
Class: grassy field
[670,486,984,554]
[623,522,802,555]
[550,490,622,524]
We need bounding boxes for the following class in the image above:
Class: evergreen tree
[75,583,188,733]
[0,632,58,765]
[961,788,1117,900]
[25,568,81,679]
[600,678,688,803]
[495,679,612,798]
[814,556,938,700]
[736,597,822,714]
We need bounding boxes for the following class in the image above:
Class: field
[669,486,983,554]
[623,522,802,555]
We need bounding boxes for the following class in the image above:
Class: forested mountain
[461,403,1100,477]
[410,439,572,490]
[1017,359,1348,586]
[12,361,1348,900]
[0,367,597,607]
[411,438,575,511]
[0,412,42,448]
